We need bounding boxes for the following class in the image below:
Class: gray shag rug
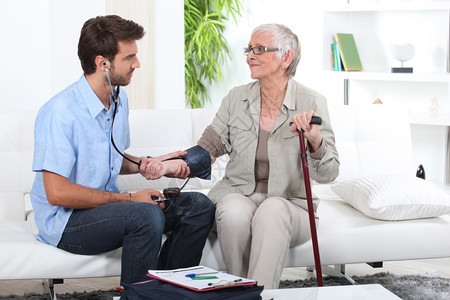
[1,272,449,299]
[280,272,450,300]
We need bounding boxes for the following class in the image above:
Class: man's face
[109,40,140,86]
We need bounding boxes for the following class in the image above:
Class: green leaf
[184,0,242,108]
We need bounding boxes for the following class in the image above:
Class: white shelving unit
[322,0,450,183]
[323,70,450,125]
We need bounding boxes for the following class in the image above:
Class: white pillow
[331,175,450,221]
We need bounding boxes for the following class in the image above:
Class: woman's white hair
[252,23,301,78]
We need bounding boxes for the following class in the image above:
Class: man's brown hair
[78,15,145,74]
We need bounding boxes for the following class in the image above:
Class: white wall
[203,0,331,108]
[49,0,106,96]
[0,0,105,112]
[207,0,449,184]
[0,0,447,184]
[0,0,329,110]
[153,0,185,109]
[0,0,184,111]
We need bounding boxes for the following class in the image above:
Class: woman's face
[246,31,283,80]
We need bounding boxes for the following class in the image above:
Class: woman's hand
[290,110,323,153]
[163,159,190,179]
[139,156,165,180]
[139,150,190,180]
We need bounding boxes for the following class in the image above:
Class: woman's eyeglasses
[244,46,279,56]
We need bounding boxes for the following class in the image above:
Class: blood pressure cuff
[182,145,211,180]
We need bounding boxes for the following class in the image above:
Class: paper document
[147,265,257,291]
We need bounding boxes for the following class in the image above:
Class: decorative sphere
[390,43,415,62]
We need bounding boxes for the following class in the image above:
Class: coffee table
[261,284,401,299]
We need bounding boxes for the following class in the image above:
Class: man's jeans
[57,192,215,285]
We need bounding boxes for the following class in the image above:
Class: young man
[30,15,215,285]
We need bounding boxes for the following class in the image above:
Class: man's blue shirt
[30,75,130,246]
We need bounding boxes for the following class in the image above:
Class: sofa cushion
[328,105,413,180]
[331,175,450,221]
[0,220,122,280]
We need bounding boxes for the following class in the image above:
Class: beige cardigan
[202,79,340,214]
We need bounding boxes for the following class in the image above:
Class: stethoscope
[104,63,188,200]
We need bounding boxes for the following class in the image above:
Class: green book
[334,33,362,71]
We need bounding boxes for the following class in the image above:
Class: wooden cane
[294,117,324,287]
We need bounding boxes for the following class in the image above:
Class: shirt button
[111,167,114,171]
[107,118,111,121]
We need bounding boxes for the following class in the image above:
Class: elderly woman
[195,23,340,289]
[162,23,339,289]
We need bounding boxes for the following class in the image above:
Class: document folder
[120,266,263,300]
[147,265,257,292]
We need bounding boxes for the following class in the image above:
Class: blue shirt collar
[76,74,122,119]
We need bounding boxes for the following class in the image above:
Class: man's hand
[42,171,166,210]
[157,150,187,162]
[131,189,166,210]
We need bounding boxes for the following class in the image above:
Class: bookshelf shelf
[322,3,450,120]
[324,71,450,83]
[322,1,450,184]
[410,113,450,126]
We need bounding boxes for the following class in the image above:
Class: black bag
[120,279,264,300]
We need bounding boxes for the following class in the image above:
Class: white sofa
[1,105,449,296]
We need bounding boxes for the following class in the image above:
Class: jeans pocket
[57,241,84,254]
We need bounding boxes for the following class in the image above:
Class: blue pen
[185,270,225,277]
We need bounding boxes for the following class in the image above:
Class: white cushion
[328,105,413,179]
[331,175,450,221]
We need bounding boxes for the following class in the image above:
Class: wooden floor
[2,258,450,296]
